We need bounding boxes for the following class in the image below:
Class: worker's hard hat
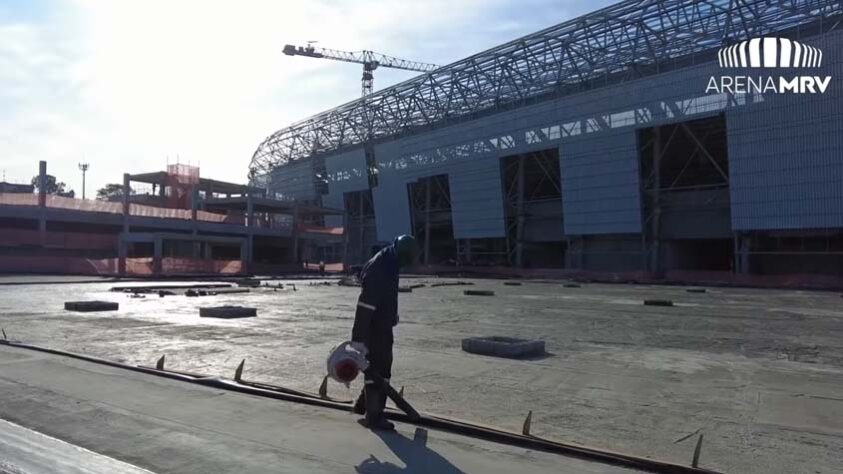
[327,341,368,385]
[393,235,419,267]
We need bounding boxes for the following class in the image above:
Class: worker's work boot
[361,384,394,431]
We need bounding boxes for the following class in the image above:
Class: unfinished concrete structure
[0,161,344,276]
[251,0,843,281]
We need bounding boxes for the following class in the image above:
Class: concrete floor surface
[1,277,842,472]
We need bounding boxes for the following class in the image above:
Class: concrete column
[204,243,213,260]
[37,161,47,207]
[246,236,254,272]
[245,193,254,271]
[118,236,127,275]
[190,186,199,261]
[737,234,751,274]
[153,236,163,274]
[515,155,525,268]
[292,203,300,264]
[579,237,586,269]
[358,192,365,264]
[38,161,47,246]
[122,174,130,233]
[571,238,579,269]
[649,126,662,275]
[190,185,198,222]
[568,237,584,270]
[465,238,472,264]
[341,210,349,270]
[423,178,431,265]
[246,194,255,228]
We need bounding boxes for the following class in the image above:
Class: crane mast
[283,43,439,96]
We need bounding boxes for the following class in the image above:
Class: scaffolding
[166,164,200,210]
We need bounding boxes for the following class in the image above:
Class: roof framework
[249,0,841,178]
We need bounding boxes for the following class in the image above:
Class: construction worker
[351,235,418,430]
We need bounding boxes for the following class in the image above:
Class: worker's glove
[393,313,399,326]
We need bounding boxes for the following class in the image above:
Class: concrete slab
[0,345,641,474]
[0,418,153,474]
[2,278,843,472]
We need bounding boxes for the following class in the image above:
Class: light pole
[78,162,90,199]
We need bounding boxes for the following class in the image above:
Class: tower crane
[283,43,439,96]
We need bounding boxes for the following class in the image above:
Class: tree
[31,174,69,195]
[96,183,130,201]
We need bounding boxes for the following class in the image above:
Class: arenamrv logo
[706,37,831,94]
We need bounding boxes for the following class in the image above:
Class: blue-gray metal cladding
[371,141,413,241]
[249,0,841,177]
[561,130,642,235]
[356,58,730,238]
[271,26,842,237]
[268,159,316,201]
[728,29,843,230]
[378,124,509,240]
[322,149,368,227]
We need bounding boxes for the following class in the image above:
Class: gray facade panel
[728,31,843,231]
[376,132,508,240]
[372,142,412,242]
[449,163,506,239]
[268,159,315,201]
[561,129,642,235]
[372,59,731,239]
[559,130,641,235]
[323,149,368,227]
[272,28,842,240]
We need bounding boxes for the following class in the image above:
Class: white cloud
[0,0,598,194]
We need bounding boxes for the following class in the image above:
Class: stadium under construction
[251,0,843,283]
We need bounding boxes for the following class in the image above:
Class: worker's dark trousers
[355,341,393,418]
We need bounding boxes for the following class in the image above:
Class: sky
[0,0,615,196]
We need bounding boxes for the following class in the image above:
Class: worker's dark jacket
[351,245,399,379]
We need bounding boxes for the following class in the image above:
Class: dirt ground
[1,276,842,473]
